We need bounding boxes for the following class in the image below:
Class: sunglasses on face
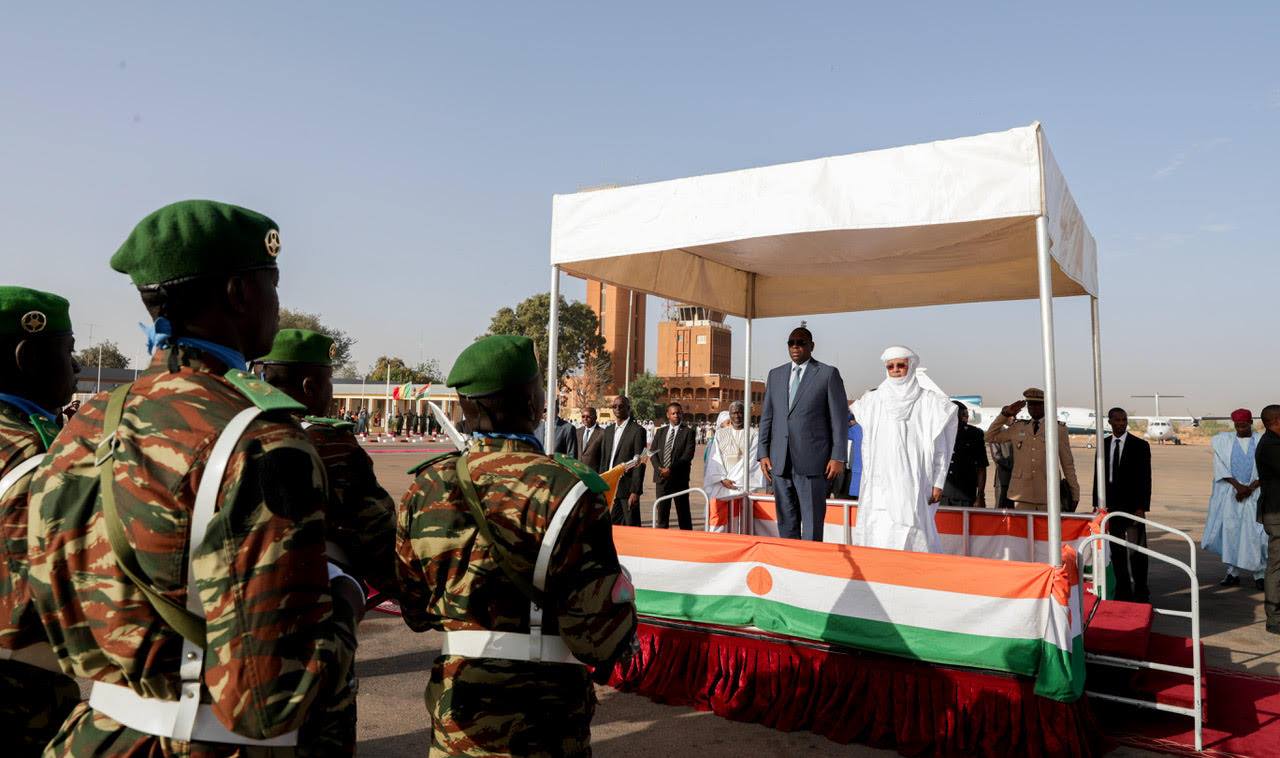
[787,339,810,347]
[885,361,909,370]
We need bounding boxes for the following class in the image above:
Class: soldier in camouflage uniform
[397,335,637,757]
[0,287,82,755]
[25,200,365,756]
[256,327,398,755]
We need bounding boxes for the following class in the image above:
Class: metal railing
[1076,531,1202,752]
[650,487,710,529]
[743,495,1096,559]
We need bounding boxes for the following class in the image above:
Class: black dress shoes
[1256,578,1266,592]
[1220,574,1240,587]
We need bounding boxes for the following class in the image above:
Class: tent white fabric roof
[550,123,1096,319]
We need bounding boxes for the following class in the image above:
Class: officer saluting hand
[396,335,637,757]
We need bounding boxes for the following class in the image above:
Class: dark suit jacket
[576,424,605,471]
[600,420,647,500]
[1257,430,1280,524]
[534,417,578,458]
[650,424,695,486]
[757,358,848,476]
[1092,434,1152,513]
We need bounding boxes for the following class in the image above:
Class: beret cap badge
[328,343,338,360]
[265,229,282,258]
[20,311,47,334]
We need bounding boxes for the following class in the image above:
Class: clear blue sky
[3,3,1276,414]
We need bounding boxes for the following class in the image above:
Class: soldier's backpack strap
[444,453,593,665]
[94,383,293,745]
[0,455,42,504]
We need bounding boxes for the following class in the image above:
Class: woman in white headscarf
[850,346,958,552]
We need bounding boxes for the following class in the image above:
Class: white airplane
[1129,393,1195,444]
[951,395,1097,436]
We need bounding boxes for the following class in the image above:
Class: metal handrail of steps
[650,488,711,529]
[1077,524,1202,752]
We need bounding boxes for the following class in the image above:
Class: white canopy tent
[545,123,1104,564]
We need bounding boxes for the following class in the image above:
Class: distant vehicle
[1130,393,1194,445]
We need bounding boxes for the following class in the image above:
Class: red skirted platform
[609,620,1099,757]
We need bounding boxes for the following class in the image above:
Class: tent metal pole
[624,290,634,397]
[1035,216,1063,566]
[546,266,561,446]
[1091,296,1107,513]
[743,274,755,535]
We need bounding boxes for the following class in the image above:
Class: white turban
[715,411,731,428]
[876,345,922,420]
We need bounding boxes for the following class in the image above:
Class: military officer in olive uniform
[396,335,637,757]
[984,387,1081,512]
[0,286,81,755]
[25,200,364,755]
[256,327,398,755]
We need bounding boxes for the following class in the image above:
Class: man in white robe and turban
[851,346,959,552]
[705,401,762,501]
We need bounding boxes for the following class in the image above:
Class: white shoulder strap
[174,405,263,741]
[525,480,590,663]
[0,455,43,503]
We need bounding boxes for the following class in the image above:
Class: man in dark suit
[1093,407,1153,602]
[651,401,696,530]
[576,406,605,471]
[1257,404,1280,634]
[534,399,578,458]
[758,326,849,541]
[600,395,647,525]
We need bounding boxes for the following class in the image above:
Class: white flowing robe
[704,426,762,502]
[1201,432,1268,573]
[851,387,958,553]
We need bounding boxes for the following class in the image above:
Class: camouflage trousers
[0,659,80,757]
[298,661,357,757]
[427,656,595,757]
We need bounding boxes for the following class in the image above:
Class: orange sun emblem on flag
[746,566,773,595]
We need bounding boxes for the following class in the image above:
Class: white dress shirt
[610,418,631,467]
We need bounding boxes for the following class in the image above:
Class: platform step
[1082,593,1153,660]
[1129,632,1205,712]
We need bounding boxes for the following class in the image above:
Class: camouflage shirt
[396,436,636,757]
[0,400,47,652]
[26,348,355,757]
[0,400,81,755]
[302,418,397,594]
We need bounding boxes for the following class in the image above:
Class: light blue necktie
[788,364,802,409]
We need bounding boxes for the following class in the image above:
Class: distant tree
[485,293,607,388]
[627,372,667,422]
[366,356,442,385]
[568,350,613,415]
[278,307,357,375]
[76,340,130,370]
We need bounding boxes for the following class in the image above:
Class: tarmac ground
[356,437,1275,755]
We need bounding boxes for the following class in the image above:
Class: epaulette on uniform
[223,369,304,413]
[303,415,355,432]
[553,453,609,494]
[408,450,461,476]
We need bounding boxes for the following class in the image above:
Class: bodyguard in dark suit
[758,327,849,541]
[651,402,696,530]
[1257,404,1280,634]
[534,400,578,458]
[576,406,605,471]
[600,395,647,525]
[1092,407,1153,601]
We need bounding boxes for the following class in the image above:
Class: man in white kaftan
[851,346,958,552]
[705,402,762,501]
[1202,409,1267,589]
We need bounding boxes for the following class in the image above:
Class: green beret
[447,335,539,397]
[0,286,72,338]
[111,199,281,287]
[257,329,335,366]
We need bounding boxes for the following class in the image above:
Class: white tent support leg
[1035,215,1063,567]
[743,315,753,535]
[546,266,561,447]
[1091,296,1107,512]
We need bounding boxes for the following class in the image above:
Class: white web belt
[441,480,590,665]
